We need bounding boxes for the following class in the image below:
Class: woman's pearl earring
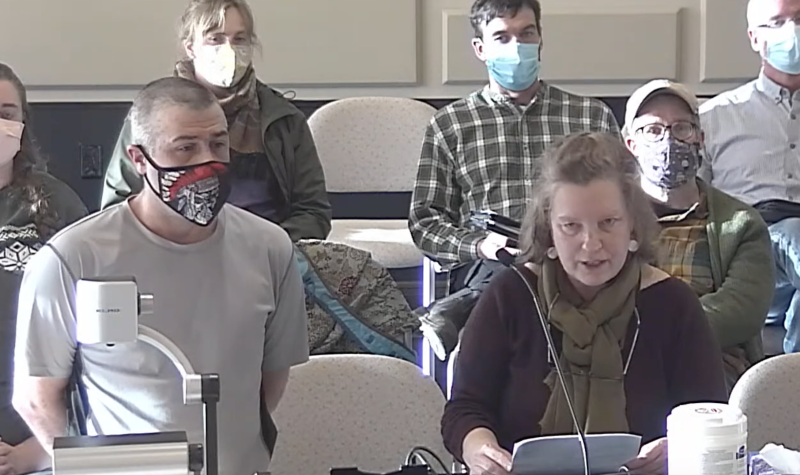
[628,240,640,252]
[546,247,558,259]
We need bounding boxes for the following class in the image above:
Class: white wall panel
[0,0,419,88]
[700,0,760,82]
[0,0,186,87]
[0,0,764,101]
[255,0,419,85]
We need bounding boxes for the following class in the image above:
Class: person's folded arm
[12,245,79,455]
[442,274,514,461]
[409,118,485,267]
[700,211,775,348]
[281,118,332,241]
[100,116,142,210]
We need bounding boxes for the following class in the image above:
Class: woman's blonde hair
[519,132,659,264]
[178,0,259,49]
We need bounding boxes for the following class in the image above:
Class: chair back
[729,353,800,451]
[308,97,436,193]
[270,354,448,475]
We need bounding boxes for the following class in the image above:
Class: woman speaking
[442,132,727,475]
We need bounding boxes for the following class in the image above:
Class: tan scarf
[537,257,641,435]
[174,60,264,154]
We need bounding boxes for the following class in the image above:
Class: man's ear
[126,145,148,176]
[748,28,764,54]
[183,40,196,59]
[625,136,637,155]
[472,37,487,62]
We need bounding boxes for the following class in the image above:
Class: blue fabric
[765,24,800,75]
[767,218,800,353]
[295,249,416,362]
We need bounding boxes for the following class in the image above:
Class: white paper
[760,443,800,474]
[511,433,642,475]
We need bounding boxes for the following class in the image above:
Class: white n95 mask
[193,43,253,88]
[0,118,24,167]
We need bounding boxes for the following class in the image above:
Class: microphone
[495,248,590,475]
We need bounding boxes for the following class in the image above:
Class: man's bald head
[130,77,220,151]
[748,0,767,27]
[747,0,800,28]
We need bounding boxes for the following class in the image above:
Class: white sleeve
[14,245,77,379]
[261,248,309,372]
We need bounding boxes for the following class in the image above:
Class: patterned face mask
[140,147,231,227]
[636,138,700,190]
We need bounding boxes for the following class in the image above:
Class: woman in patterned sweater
[0,63,87,475]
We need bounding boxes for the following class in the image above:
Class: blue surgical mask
[485,42,540,91]
[764,23,800,75]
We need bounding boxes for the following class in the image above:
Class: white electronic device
[52,277,220,475]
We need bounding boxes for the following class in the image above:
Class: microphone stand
[496,249,590,475]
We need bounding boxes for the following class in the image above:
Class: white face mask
[193,43,253,88]
[0,118,24,167]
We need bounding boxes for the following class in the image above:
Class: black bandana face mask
[139,147,232,227]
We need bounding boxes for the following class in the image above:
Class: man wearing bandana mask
[12,78,309,475]
[410,0,620,361]
[101,0,331,242]
[624,80,774,389]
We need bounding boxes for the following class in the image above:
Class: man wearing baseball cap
[624,79,774,388]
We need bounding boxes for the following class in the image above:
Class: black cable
[404,446,451,474]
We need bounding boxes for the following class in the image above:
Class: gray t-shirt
[14,200,309,475]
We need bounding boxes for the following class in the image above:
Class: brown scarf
[537,257,641,435]
[174,60,264,154]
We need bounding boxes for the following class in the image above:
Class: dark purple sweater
[441,267,728,461]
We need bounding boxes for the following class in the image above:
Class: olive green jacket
[699,180,774,365]
[101,83,332,241]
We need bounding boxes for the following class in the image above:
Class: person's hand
[478,233,520,261]
[0,440,18,475]
[462,428,513,475]
[624,437,667,475]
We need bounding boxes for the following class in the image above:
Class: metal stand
[201,374,220,475]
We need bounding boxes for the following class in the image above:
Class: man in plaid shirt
[410,0,621,359]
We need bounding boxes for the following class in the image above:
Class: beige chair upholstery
[327,219,422,269]
[308,97,436,269]
[270,354,449,475]
[729,353,800,451]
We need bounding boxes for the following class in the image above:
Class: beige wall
[0,0,758,102]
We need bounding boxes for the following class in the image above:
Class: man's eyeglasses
[756,16,800,30]
[635,121,697,143]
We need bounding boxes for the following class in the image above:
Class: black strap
[754,199,800,225]
[65,349,89,436]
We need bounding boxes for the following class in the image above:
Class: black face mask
[139,146,232,227]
